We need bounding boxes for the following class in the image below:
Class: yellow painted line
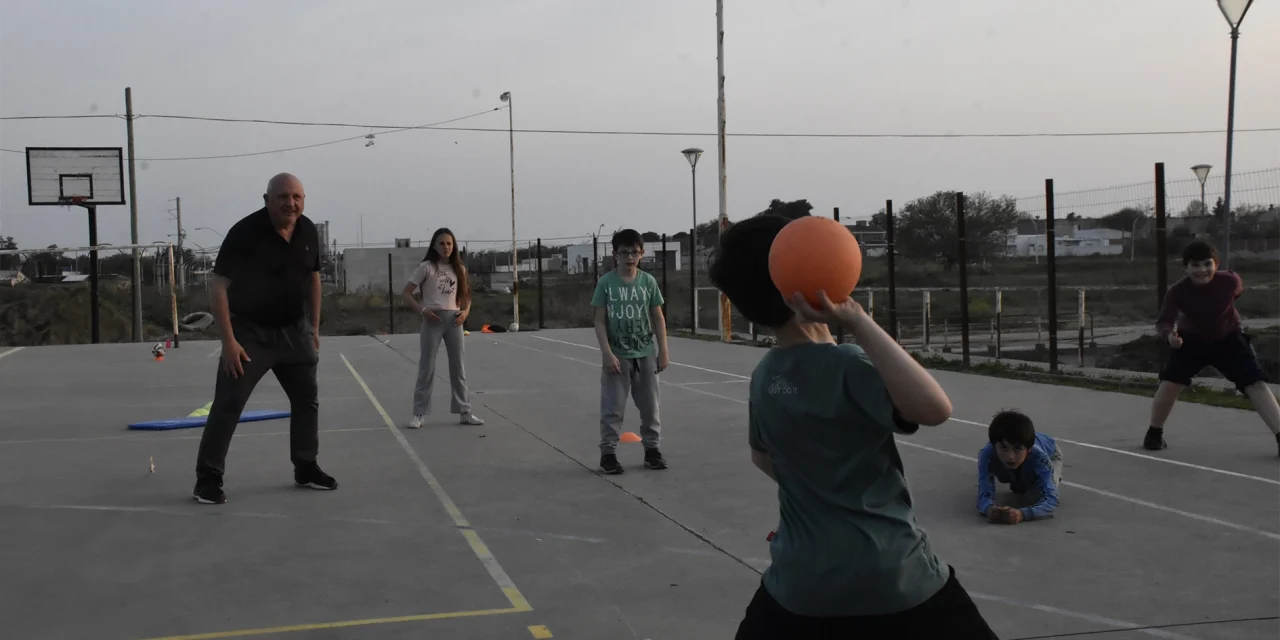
[140,606,527,640]
[528,624,554,638]
[0,346,24,361]
[340,353,533,612]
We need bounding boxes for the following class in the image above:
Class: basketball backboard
[25,147,126,206]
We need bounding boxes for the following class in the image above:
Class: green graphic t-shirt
[591,270,665,359]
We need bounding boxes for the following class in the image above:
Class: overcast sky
[2,0,1277,255]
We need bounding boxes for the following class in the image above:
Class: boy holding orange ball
[709,215,997,638]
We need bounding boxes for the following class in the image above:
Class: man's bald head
[263,173,305,227]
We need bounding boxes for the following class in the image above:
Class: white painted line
[532,335,750,379]
[968,592,1200,640]
[206,346,222,359]
[0,427,382,446]
[949,417,1280,487]
[502,339,747,405]
[896,440,1280,542]
[0,346,24,362]
[340,352,533,612]
[528,335,1276,487]
[503,337,1280,541]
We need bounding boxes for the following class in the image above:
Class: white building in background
[1007,227,1127,257]
[565,240,682,275]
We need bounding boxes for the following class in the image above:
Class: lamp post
[1216,0,1253,270]
[1191,164,1213,217]
[682,147,703,332]
[500,91,518,329]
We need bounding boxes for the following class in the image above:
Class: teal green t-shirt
[590,270,665,359]
[748,342,948,617]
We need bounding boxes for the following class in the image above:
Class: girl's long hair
[423,227,471,307]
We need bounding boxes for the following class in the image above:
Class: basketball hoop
[60,196,89,210]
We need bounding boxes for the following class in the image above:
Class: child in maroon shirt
[1146,240,1280,456]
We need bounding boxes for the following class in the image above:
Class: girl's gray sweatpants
[413,310,470,417]
[600,354,661,454]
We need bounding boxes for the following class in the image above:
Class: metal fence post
[956,192,970,367]
[886,200,897,342]
[1045,179,1059,374]
[387,252,394,335]
[537,238,544,329]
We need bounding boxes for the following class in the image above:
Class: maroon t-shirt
[1155,271,1243,342]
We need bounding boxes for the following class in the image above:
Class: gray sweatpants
[600,354,661,454]
[412,310,470,416]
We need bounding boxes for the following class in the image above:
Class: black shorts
[1158,329,1269,393]
[734,565,999,640]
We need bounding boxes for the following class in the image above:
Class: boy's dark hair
[612,229,644,253]
[1182,240,1218,265]
[988,410,1035,448]
[707,215,794,328]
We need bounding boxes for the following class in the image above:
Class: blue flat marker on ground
[126,409,291,431]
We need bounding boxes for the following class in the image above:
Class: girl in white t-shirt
[401,228,483,427]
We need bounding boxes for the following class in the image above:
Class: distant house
[1007,221,1129,257]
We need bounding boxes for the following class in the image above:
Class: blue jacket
[976,433,1060,521]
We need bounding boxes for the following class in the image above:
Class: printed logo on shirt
[767,374,798,396]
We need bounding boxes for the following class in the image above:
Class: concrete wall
[341,247,430,294]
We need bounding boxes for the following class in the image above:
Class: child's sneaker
[406,415,424,429]
[460,412,485,426]
[644,448,668,470]
[600,454,624,475]
[1143,427,1167,451]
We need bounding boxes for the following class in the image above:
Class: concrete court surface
[0,329,1273,640]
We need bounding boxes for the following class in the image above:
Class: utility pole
[174,197,185,292]
[715,0,731,342]
[126,87,142,342]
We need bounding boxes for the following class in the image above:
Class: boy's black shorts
[1159,329,1269,393]
[734,565,999,639]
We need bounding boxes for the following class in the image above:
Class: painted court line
[0,346,24,362]
[0,427,381,446]
[968,592,1199,640]
[505,337,1280,541]
[340,352,533,613]
[896,440,1280,542]
[141,607,529,640]
[528,625,554,639]
[948,417,1280,487]
[531,334,1276,486]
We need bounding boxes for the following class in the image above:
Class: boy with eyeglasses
[592,229,671,474]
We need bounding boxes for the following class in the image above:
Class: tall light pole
[500,91,518,330]
[682,148,703,331]
[715,0,731,342]
[1216,0,1253,270]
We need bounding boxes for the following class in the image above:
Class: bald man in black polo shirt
[194,173,337,505]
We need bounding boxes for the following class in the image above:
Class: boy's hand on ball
[787,291,867,330]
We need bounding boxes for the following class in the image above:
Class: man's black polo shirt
[213,208,320,327]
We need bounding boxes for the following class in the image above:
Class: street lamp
[500,91,518,330]
[682,147,703,331]
[1191,164,1212,217]
[1215,0,1253,269]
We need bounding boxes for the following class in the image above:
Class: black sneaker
[644,448,668,470]
[1143,427,1167,451]
[193,479,226,505]
[294,463,338,490]
[599,454,624,475]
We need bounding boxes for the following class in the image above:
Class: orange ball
[768,216,862,307]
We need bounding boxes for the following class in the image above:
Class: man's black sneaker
[644,448,668,470]
[1143,427,1167,451]
[600,454,624,475]
[294,463,338,490]
[193,480,226,505]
